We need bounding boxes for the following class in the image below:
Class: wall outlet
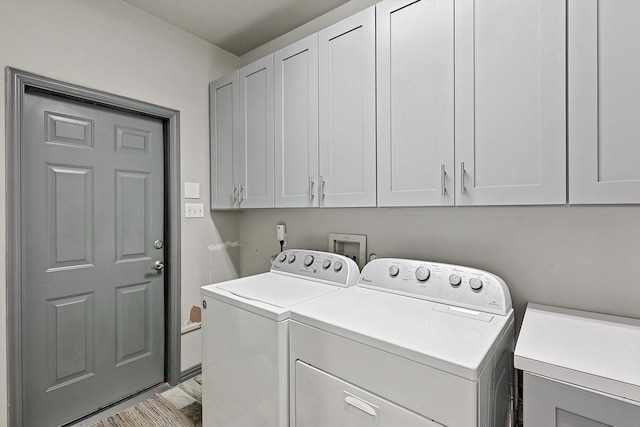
[185,203,204,218]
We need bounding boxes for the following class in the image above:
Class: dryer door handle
[344,393,378,418]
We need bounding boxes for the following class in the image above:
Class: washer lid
[218,275,338,307]
[202,273,341,321]
[290,286,513,380]
[515,304,640,403]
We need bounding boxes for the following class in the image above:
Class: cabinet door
[377,0,454,207]
[569,0,640,204]
[239,55,275,208]
[318,7,376,208]
[210,71,239,209]
[275,34,319,207]
[455,0,566,205]
[523,373,640,427]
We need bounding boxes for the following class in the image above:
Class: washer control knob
[469,278,483,291]
[303,255,314,267]
[322,259,332,269]
[389,265,400,277]
[415,266,430,282]
[449,274,462,287]
[287,254,296,264]
[333,261,343,272]
[278,253,287,263]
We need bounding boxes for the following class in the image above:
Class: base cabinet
[523,373,640,427]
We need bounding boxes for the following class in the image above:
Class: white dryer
[289,258,515,427]
[201,249,359,427]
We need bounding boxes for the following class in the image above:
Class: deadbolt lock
[153,239,164,249]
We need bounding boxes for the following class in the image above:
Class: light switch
[185,203,204,218]
[184,182,200,199]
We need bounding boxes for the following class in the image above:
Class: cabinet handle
[309,177,315,201]
[238,184,244,204]
[232,185,238,204]
[441,164,446,196]
[460,162,466,195]
[320,176,326,199]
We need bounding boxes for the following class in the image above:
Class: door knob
[149,260,164,271]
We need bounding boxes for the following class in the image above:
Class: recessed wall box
[328,233,366,269]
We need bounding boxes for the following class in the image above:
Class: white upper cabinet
[210,71,239,209]
[319,6,376,207]
[455,0,566,205]
[275,34,320,207]
[569,0,640,204]
[377,0,455,207]
[239,55,275,208]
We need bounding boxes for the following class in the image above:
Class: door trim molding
[5,67,182,426]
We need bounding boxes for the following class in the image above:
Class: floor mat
[89,395,194,427]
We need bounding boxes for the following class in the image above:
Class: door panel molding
[6,67,182,427]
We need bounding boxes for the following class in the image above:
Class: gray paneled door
[21,90,165,426]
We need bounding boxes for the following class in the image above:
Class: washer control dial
[415,266,430,282]
[303,255,314,267]
[469,278,483,291]
[287,254,296,264]
[322,259,332,269]
[449,274,462,287]
[278,253,287,263]
[333,261,343,272]
[388,265,400,277]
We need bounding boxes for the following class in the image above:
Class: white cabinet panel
[377,0,455,207]
[275,34,319,207]
[319,6,376,207]
[210,71,239,209]
[455,0,566,205]
[569,0,640,204]
[239,55,275,208]
[523,373,640,427]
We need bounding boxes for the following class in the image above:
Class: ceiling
[121,0,350,57]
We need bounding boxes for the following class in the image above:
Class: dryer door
[294,361,444,427]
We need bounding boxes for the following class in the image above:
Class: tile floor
[159,375,203,426]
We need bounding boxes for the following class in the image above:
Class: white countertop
[514,303,640,402]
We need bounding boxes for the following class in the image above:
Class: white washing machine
[201,249,359,427]
[289,258,515,427]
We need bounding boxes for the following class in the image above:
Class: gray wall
[239,207,640,331]
[0,1,240,419]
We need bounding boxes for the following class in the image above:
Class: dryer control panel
[357,259,512,315]
[271,250,359,287]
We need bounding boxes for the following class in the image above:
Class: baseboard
[180,364,202,382]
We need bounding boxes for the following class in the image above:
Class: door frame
[5,67,182,426]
